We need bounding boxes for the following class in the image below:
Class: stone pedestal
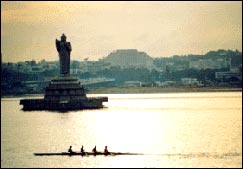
[44,76,86,102]
[20,76,108,111]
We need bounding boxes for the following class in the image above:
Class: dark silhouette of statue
[56,33,72,75]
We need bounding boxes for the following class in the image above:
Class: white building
[124,81,141,87]
[215,71,242,81]
[181,78,202,86]
[189,57,231,70]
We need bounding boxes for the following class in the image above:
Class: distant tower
[226,56,231,70]
[165,65,171,74]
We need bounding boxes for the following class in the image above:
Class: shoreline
[87,86,242,94]
[1,87,241,98]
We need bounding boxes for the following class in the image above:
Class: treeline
[153,49,242,68]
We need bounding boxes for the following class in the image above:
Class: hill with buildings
[101,49,155,69]
[1,49,242,95]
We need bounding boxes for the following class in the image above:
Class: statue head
[61,33,67,42]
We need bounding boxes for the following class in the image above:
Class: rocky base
[20,76,108,111]
[20,97,108,111]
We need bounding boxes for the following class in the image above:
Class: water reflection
[1,92,242,167]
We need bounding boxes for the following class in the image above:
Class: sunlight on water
[1,92,242,167]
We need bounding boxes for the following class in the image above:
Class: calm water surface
[1,92,242,168]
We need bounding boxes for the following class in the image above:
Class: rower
[104,146,109,155]
[81,145,85,154]
[92,145,97,155]
[68,146,73,154]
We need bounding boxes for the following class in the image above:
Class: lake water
[1,92,242,168]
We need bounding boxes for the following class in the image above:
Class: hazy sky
[1,1,242,62]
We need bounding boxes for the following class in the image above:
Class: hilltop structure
[20,34,108,111]
[102,49,154,69]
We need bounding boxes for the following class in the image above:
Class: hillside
[101,49,154,68]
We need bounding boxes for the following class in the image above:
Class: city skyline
[1,1,242,63]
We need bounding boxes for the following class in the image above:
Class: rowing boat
[34,152,143,156]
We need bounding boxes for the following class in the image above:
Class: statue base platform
[20,76,108,111]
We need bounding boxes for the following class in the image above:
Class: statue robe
[56,40,72,75]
